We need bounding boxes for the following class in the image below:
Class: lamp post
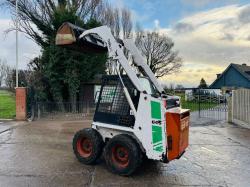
[16,0,19,88]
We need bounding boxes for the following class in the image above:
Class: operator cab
[93,75,180,128]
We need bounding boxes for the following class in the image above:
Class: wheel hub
[77,137,93,157]
[112,145,129,168]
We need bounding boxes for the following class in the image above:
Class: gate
[184,89,228,121]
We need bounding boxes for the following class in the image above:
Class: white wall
[232,89,250,126]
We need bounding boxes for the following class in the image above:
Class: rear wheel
[73,128,103,165]
[104,134,142,176]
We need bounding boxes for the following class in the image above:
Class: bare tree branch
[121,7,132,39]
[0,59,13,87]
[113,8,120,38]
[135,31,182,78]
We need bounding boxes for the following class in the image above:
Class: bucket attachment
[55,22,108,53]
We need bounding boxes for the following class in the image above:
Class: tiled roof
[231,63,250,81]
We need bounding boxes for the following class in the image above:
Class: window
[94,75,137,127]
[139,77,158,95]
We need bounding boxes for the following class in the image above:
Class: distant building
[79,75,102,103]
[185,89,221,101]
[210,63,250,91]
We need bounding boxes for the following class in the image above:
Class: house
[210,63,250,91]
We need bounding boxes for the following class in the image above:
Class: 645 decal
[152,120,162,125]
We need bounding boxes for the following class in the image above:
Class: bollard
[16,87,27,121]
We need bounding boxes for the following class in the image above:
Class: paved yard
[0,119,250,187]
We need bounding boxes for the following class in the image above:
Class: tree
[94,4,133,39]
[91,3,133,75]
[163,83,175,95]
[3,0,107,106]
[3,0,104,47]
[121,7,133,38]
[198,78,208,89]
[99,2,115,35]
[169,83,175,91]
[11,69,29,87]
[135,31,182,78]
[5,65,14,89]
[176,84,184,90]
[113,8,120,38]
[0,59,13,87]
[3,68,30,89]
[27,57,49,101]
[0,59,7,87]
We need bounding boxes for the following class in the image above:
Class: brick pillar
[16,87,27,121]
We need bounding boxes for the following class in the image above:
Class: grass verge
[0,90,16,119]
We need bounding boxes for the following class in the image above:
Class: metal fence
[184,89,228,121]
[231,89,250,126]
[28,89,229,121]
[29,101,96,121]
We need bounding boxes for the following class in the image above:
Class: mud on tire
[73,128,104,165]
[104,134,142,176]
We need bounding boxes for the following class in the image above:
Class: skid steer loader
[56,22,190,176]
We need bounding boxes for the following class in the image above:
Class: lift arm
[79,26,165,94]
[79,26,144,92]
[80,26,143,116]
[123,39,165,93]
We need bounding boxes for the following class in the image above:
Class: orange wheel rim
[76,137,93,157]
[111,145,129,168]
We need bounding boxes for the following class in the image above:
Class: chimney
[217,74,221,78]
[242,63,247,66]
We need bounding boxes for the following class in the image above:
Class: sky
[1,0,250,87]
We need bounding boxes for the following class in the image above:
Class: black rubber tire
[104,134,142,176]
[72,128,104,165]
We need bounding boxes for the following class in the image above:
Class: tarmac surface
[0,118,250,187]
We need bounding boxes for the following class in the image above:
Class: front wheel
[104,134,142,176]
[73,128,104,165]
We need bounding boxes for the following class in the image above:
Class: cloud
[158,4,250,87]
[160,62,225,88]
[0,19,40,69]
[220,33,234,41]
[171,4,250,44]
[181,0,238,8]
[181,0,217,8]
[238,5,250,24]
[174,22,194,33]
